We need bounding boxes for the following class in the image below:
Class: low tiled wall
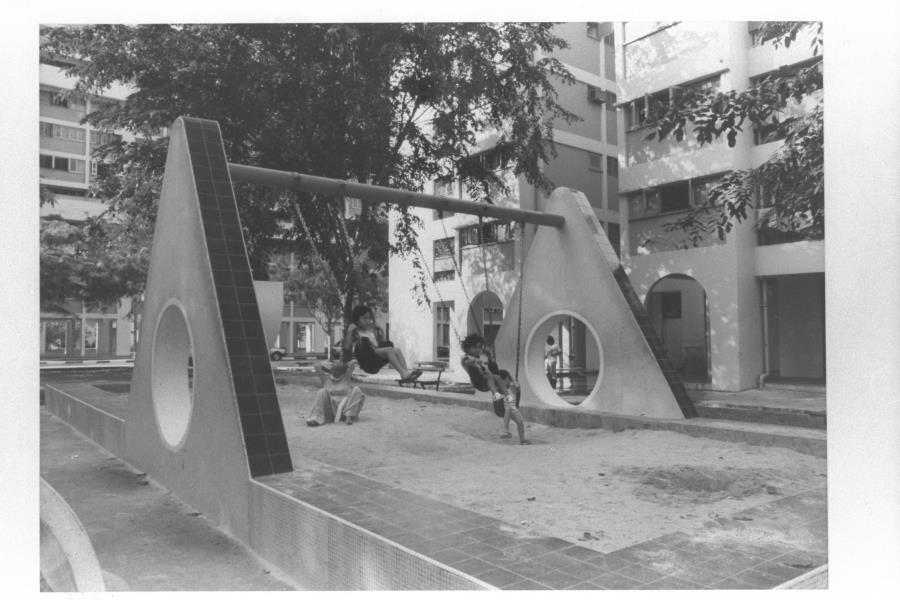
[248,481,487,590]
[44,384,126,458]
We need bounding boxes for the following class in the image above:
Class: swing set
[227,141,695,421]
[120,117,695,588]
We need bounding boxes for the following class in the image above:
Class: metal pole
[227,163,566,229]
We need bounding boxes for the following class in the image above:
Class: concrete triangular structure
[494,187,695,419]
[125,117,292,540]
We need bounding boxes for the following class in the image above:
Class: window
[432,179,456,220]
[625,100,647,129]
[645,189,661,214]
[433,237,456,282]
[461,145,514,175]
[659,181,690,213]
[435,180,456,197]
[90,130,122,147]
[68,158,85,173]
[39,154,85,173]
[434,302,454,361]
[459,220,511,248]
[606,156,619,178]
[625,75,720,131]
[50,94,69,108]
[672,74,720,103]
[624,91,669,129]
[627,192,645,218]
[483,307,504,347]
[691,175,723,207]
[588,153,603,172]
[628,175,726,219]
[40,122,86,142]
[751,62,822,145]
[293,322,309,353]
[343,197,363,219]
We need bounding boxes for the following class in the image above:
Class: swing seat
[353,338,394,374]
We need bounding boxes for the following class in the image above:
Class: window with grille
[434,302,454,361]
[433,237,456,281]
[459,220,511,248]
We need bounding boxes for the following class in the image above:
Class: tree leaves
[40,23,576,318]
[646,21,823,244]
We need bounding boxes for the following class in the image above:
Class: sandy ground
[277,381,827,553]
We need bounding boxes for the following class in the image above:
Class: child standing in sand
[460,333,530,445]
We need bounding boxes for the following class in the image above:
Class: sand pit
[277,381,827,553]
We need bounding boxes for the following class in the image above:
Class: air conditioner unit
[587,86,605,104]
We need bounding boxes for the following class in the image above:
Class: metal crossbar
[227,163,565,228]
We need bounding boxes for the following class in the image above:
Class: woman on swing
[342,305,422,382]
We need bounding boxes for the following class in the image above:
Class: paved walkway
[40,412,294,591]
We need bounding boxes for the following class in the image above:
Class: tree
[40,23,578,323]
[641,21,823,243]
[267,246,387,360]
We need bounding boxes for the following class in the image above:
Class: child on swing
[460,333,530,445]
[342,305,422,382]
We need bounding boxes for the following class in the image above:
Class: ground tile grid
[259,465,825,590]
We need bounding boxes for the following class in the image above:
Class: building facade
[388,21,825,392]
[39,61,136,360]
[39,59,334,361]
[615,21,824,391]
[388,23,620,382]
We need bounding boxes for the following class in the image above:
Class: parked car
[270,347,287,361]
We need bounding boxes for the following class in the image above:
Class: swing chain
[513,222,526,382]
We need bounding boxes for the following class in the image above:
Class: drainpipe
[758,277,770,389]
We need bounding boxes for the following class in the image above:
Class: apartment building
[388,22,620,381]
[39,59,332,361]
[39,60,136,360]
[614,22,824,391]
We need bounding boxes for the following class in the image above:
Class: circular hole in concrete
[151,302,194,449]
[525,311,603,407]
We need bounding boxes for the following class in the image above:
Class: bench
[397,361,447,391]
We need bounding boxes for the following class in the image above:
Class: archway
[468,290,504,350]
[645,274,710,383]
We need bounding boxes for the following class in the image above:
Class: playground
[282,380,826,554]
[39,117,828,590]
